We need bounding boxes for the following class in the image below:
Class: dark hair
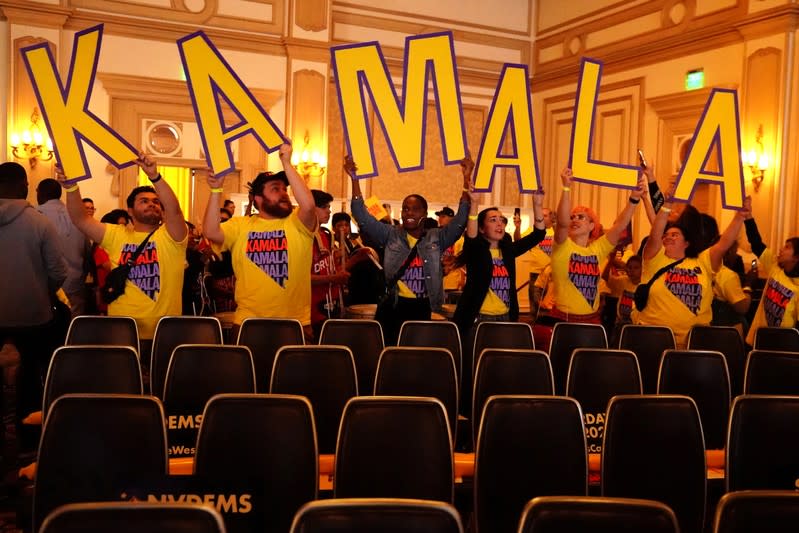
[311,189,333,208]
[403,193,428,212]
[126,185,157,208]
[37,178,63,202]
[0,162,27,199]
[477,207,500,230]
[249,171,288,196]
[422,217,439,229]
[626,254,643,265]
[186,221,196,230]
[786,237,799,277]
[332,212,351,226]
[220,208,231,220]
[100,208,131,224]
[665,221,701,258]
[223,199,234,207]
[82,197,94,204]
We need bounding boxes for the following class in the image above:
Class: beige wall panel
[583,12,661,50]
[326,81,347,202]
[537,0,636,33]
[695,0,737,17]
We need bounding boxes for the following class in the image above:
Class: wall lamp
[742,124,769,193]
[9,107,54,168]
[290,130,327,180]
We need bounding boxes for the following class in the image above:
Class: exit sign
[685,69,704,91]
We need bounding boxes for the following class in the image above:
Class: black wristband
[629,197,640,204]
[149,173,162,184]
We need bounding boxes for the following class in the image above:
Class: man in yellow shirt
[56,151,188,360]
[203,144,317,340]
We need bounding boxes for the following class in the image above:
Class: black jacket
[453,227,546,334]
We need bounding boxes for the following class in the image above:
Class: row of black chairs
[33,391,799,533]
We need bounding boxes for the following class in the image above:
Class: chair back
[236,318,304,391]
[319,319,384,396]
[726,395,799,491]
[40,502,226,533]
[566,349,641,453]
[471,349,553,447]
[43,346,142,418]
[289,498,463,533]
[602,395,706,533]
[151,316,223,398]
[33,394,168,532]
[618,324,676,393]
[195,394,317,533]
[65,315,140,355]
[548,322,607,394]
[753,327,799,352]
[270,345,357,454]
[398,320,462,387]
[518,496,679,533]
[334,397,453,502]
[713,490,799,533]
[162,345,255,457]
[687,325,746,396]
[474,396,587,533]
[743,349,799,395]
[657,349,730,449]
[374,346,458,442]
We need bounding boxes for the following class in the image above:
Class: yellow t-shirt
[221,212,314,325]
[479,248,511,316]
[443,236,465,291]
[745,248,799,345]
[551,235,614,315]
[713,265,748,305]
[519,227,555,275]
[397,234,428,299]
[632,248,715,347]
[607,276,638,323]
[102,224,188,339]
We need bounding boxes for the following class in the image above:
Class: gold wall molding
[295,0,329,32]
[0,4,71,28]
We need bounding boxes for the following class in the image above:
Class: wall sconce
[742,124,769,193]
[290,130,327,180]
[10,107,54,168]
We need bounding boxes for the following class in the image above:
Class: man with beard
[56,151,188,357]
[203,143,316,339]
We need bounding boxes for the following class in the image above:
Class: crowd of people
[1,146,799,453]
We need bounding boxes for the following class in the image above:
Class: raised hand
[560,167,573,187]
[343,155,358,178]
[278,143,293,164]
[135,150,158,180]
[206,168,224,189]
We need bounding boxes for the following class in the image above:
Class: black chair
[602,395,706,533]
[33,394,168,532]
[713,490,799,533]
[657,349,730,450]
[374,346,458,442]
[618,324,676,394]
[549,322,607,395]
[687,325,746,397]
[753,327,799,352]
[471,349,553,447]
[398,320,462,387]
[289,498,464,533]
[726,395,799,491]
[565,349,641,454]
[474,396,587,533]
[43,345,142,418]
[472,321,535,371]
[39,502,226,533]
[319,319,383,397]
[334,397,453,502]
[743,349,799,394]
[195,394,317,533]
[270,345,357,455]
[236,318,304,392]
[150,316,223,398]
[65,315,140,355]
[518,496,679,533]
[162,345,255,457]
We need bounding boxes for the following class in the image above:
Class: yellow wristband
[463,187,470,192]
[210,188,224,194]
[562,186,571,192]
[468,214,478,220]
[64,185,79,193]
[661,206,672,213]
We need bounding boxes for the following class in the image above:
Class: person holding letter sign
[346,155,472,345]
[56,152,188,360]
[203,143,317,341]
[635,189,751,348]
[550,167,645,324]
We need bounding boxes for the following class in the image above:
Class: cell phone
[751,259,758,269]
[637,149,647,169]
[514,207,520,217]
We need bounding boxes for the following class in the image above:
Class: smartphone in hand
[637,149,647,169]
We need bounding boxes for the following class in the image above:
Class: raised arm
[137,151,187,241]
[554,167,573,244]
[644,165,665,214]
[605,174,645,245]
[203,171,225,245]
[440,156,474,247]
[709,197,751,271]
[509,191,547,256]
[643,186,674,260]
[346,156,392,246]
[280,143,316,231]
[54,165,106,244]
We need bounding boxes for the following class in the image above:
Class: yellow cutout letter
[178,31,285,176]
[569,58,638,189]
[473,64,541,192]
[21,25,138,181]
[331,31,466,178]
[673,89,745,209]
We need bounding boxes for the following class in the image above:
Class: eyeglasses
[570,213,588,221]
